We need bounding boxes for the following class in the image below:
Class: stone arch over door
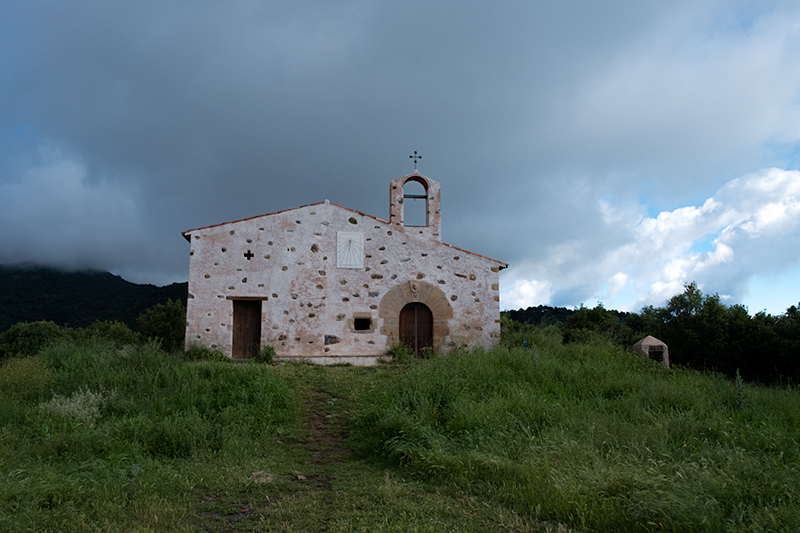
[379,280,453,351]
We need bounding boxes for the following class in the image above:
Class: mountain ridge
[0,263,188,332]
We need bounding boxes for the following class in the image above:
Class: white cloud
[500,278,553,311]
[502,168,800,314]
[608,272,629,299]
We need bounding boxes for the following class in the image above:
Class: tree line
[0,300,187,360]
[506,282,800,385]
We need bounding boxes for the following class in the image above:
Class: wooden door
[232,300,261,359]
[399,302,433,355]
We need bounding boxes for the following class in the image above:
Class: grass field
[1,326,799,531]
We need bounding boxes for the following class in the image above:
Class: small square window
[354,318,371,331]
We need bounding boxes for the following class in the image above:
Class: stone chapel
[182,172,507,364]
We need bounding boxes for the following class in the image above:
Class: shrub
[39,387,112,428]
[0,321,64,359]
[136,299,186,352]
[500,321,562,350]
[140,411,210,458]
[734,368,747,410]
[562,304,634,345]
[385,342,414,365]
[0,357,53,401]
[256,344,275,364]
[183,344,228,362]
[418,346,436,359]
[83,320,140,346]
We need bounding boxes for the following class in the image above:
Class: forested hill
[504,304,629,326]
[0,263,187,332]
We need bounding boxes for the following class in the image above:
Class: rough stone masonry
[182,172,507,364]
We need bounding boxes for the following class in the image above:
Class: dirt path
[192,369,359,531]
[190,366,556,532]
[297,386,354,490]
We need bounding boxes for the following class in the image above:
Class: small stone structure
[182,172,507,364]
[633,335,669,368]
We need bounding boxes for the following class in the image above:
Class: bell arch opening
[389,173,441,241]
[403,179,428,227]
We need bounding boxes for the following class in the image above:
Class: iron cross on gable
[244,250,254,260]
[409,151,422,170]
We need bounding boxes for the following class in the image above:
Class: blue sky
[2,1,800,316]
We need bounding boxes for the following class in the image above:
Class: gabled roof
[182,200,507,269]
[633,335,666,347]
[441,243,507,269]
[181,201,383,240]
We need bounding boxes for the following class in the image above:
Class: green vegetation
[353,324,800,530]
[0,320,67,359]
[2,320,800,531]
[505,304,587,327]
[257,343,276,364]
[385,342,415,365]
[0,320,140,360]
[1,302,186,360]
[508,282,800,385]
[0,338,299,532]
[625,282,800,384]
[137,299,186,352]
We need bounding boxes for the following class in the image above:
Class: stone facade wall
[183,173,505,364]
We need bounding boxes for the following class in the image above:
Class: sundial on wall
[337,232,364,269]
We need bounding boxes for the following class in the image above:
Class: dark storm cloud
[3,1,800,312]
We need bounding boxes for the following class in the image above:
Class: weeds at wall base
[384,342,414,365]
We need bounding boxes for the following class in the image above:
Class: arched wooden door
[399,302,433,355]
